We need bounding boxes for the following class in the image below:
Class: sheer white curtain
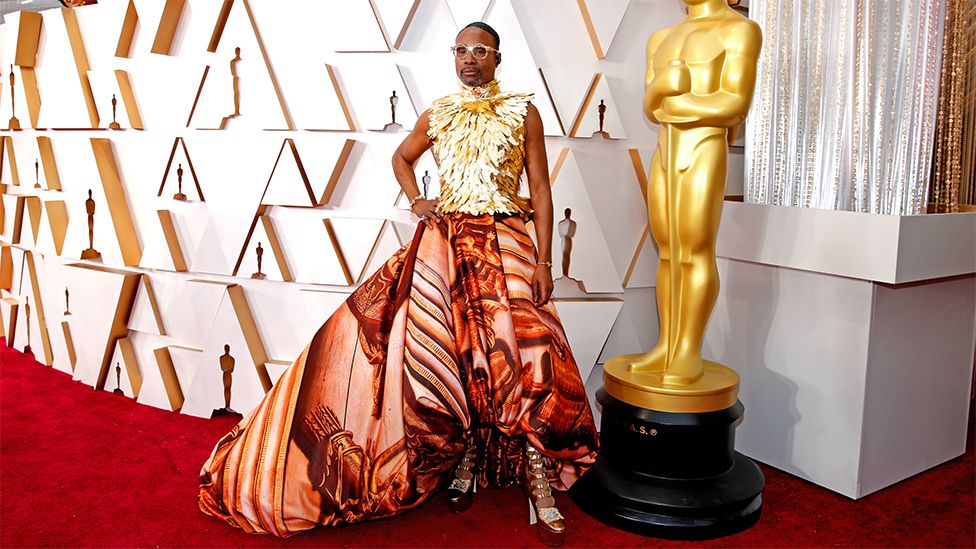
[745,0,946,215]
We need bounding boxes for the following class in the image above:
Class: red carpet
[1,339,973,548]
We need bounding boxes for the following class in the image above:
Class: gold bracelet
[538,261,552,268]
[409,195,425,208]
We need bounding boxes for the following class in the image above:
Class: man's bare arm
[392,109,434,201]
[524,104,552,265]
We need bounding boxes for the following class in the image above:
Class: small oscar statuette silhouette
[422,170,431,199]
[552,208,587,297]
[251,241,266,279]
[383,90,404,132]
[592,99,610,139]
[64,287,71,316]
[81,189,102,261]
[109,93,122,130]
[23,295,32,355]
[212,344,240,417]
[34,158,41,189]
[173,163,187,201]
[114,362,124,395]
[220,47,242,129]
[8,65,21,130]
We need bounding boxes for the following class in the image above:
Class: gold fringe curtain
[931,0,976,213]
[746,1,945,215]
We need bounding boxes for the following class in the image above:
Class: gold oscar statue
[81,189,102,261]
[23,295,32,355]
[114,362,124,394]
[571,1,765,538]
[212,344,240,418]
[593,99,610,139]
[173,163,187,201]
[219,47,242,129]
[251,242,266,279]
[603,0,762,413]
[109,94,122,130]
[382,90,403,132]
[8,65,20,131]
[220,344,235,412]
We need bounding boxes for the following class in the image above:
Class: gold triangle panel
[152,346,184,410]
[24,251,53,365]
[137,274,167,336]
[0,246,12,290]
[67,264,141,391]
[61,7,99,128]
[158,137,205,201]
[263,139,316,207]
[114,70,144,130]
[15,11,42,67]
[61,320,77,372]
[260,215,293,282]
[156,210,188,272]
[151,0,187,56]
[117,336,143,397]
[19,68,41,128]
[202,0,294,129]
[320,139,356,205]
[25,197,42,243]
[90,138,142,267]
[37,137,62,191]
[226,284,272,392]
[2,137,21,186]
[115,0,138,58]
[322,218,354,285]
[11,196,25,245]
[569,73,601,137]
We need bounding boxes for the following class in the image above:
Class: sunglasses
[450,43,499,60]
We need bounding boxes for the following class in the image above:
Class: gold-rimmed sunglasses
[449,43,499,60]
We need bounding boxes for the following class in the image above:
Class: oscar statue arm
[642,30,671,124]
[661,20,762,128]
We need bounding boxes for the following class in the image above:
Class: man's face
[454,27,499,86]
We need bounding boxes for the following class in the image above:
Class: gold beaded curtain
[931,0,976,213]
[745,1,945,215]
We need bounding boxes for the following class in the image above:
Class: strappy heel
[446,434,479,513]
[523,442,566,546]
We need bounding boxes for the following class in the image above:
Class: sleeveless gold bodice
[427,79,534,220]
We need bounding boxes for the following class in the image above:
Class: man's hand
[532,265,553,307]
[411,199,442,229]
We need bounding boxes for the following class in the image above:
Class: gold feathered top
[427,79,534,220]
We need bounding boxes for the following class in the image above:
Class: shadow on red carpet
[1,340,973,548]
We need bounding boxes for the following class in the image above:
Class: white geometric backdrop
[0,0,743,424]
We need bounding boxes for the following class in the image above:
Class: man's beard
[460,69,483,85]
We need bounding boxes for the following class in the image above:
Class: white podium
[705,202,976,498]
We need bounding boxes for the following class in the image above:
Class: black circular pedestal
[570,389,764,540]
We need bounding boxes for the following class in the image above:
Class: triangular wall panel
[578,0,631,59]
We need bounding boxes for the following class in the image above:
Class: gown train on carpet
[198,213,599,537]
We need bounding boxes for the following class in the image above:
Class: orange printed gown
[198,80,599,537]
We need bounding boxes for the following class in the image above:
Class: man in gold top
[198,22,597,545]
[628,0,761,385]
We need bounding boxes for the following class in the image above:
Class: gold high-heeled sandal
[446,434,478,513]
[523,442,566,546]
